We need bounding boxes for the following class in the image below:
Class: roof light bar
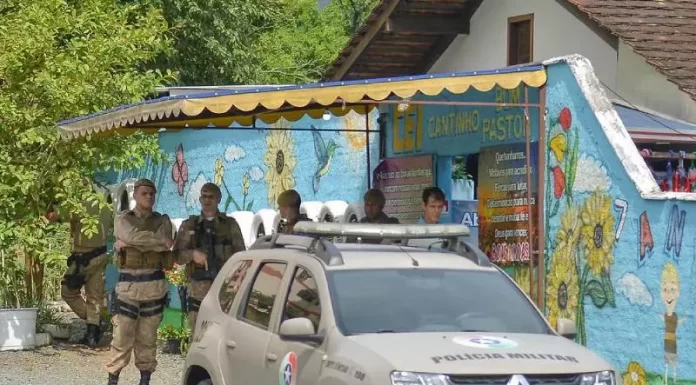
[293,222,471,239]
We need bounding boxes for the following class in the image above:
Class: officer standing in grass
[173,182,246,336]
[46,182,113,347]
[105,179,174,385]
[277,189,311,234]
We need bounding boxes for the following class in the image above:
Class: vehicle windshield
[327,268,550,335]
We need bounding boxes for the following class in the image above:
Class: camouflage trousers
[187,280,212,335]
[105,269,168,375]
[61,253,108,326]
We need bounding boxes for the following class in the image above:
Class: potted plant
[451,156,475,201]
[157,324,190,355]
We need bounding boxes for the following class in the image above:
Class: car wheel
[196,379,213,385]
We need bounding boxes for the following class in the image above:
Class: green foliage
[0,0,174,307]
[141,0,281,85]
[333,0,379,35]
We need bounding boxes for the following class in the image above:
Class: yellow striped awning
[56,65,547,140]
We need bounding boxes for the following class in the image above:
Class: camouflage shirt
[173,212,246,280]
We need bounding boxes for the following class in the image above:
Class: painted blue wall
[544,62,696,383]
[103,110,380,310]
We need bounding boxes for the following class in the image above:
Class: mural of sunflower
[556,205,581,258]
[263,119,297,207]
[546,248,579,329]
[580,190,615,276]
[342,110,367,151]
[622,361,647,385]
[513,265,531,298]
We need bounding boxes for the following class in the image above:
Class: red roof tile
[568,0,696,100]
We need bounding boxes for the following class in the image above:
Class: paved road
[0,342,185,385]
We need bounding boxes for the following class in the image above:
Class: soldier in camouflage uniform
[47,184,114,346]
[360,188,400,225]
[346,189,400,244]
[106,179,174,385]
[173,182,246,335]
[277,189,311,234]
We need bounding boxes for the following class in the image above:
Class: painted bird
[311,125,338,194]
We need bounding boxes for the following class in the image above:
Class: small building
[58,2,696,376]
[322,0,696,379]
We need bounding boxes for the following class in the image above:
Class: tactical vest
[119,248,171,270]
[116,211,172,270]
[187,214,241,281]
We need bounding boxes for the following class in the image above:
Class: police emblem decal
[451,335,518,349]
[278,352,298,385]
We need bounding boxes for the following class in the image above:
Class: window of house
[282,267,321,333]
[241,262,288,329]
[218,259,253,314]
[507,14,534,66]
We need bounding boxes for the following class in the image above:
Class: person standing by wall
[361,189,400,225]
[46,182,113,347]
[173,182,246,336]
[105,179,173,385]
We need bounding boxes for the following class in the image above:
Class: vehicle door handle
[226,340,236,349]
[266,353,278,362]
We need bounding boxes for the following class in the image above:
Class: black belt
[67,245,108,267]
[115,296,168,319]
[118,270,165,282]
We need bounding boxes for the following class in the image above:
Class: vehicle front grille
[448,374,581,385]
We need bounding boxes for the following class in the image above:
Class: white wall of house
[616,41,696,124]
[428,0,696,124]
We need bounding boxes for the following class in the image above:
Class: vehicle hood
[346,332,613,374]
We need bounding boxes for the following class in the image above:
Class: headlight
[391,371,449,385]
[580,371,616,385]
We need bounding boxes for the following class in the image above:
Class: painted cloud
[616,273,653,307]
[572,153,612,192]
[224,143,246,162]
[249,166,264,182]
[186,172,209,211]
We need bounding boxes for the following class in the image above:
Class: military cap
[363,188,386,206]
[134,178,157,192]
[277,189,301,208]
[201,182,222,197]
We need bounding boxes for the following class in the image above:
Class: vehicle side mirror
[556,317,577,340]
[279,318,323,345]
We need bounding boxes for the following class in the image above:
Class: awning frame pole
[365,104,371,188]
[523,85,536,305]
[536,86,547,310]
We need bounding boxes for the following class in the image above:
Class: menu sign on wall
[478,143,538,263]
[373,155,434,223]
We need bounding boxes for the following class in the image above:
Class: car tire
[195,379,213,385]
[324,200,349,222]
[300,201,329,222]
[229,211,256,249]
[256,208,281,235]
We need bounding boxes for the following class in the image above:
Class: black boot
[139,370,152,385]
[107,373,119,385]
[86,324,100,346]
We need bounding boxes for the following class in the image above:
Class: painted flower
[580,191,616,276]
[552,166,566,199]
[514,265,531,298]
[214,158,224,186]
[242,172,250,196]
[343,110,368,151]
[622,361,646,385]
[263,119,297,207]
[560,107,572,131]
[546,248,579,329]
[555,206,581,258]
[550,134,567,162]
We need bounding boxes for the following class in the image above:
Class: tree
[143,0,282,85]
[0,0,174,307]
[253,0,350,84]
[334,0,379,35]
